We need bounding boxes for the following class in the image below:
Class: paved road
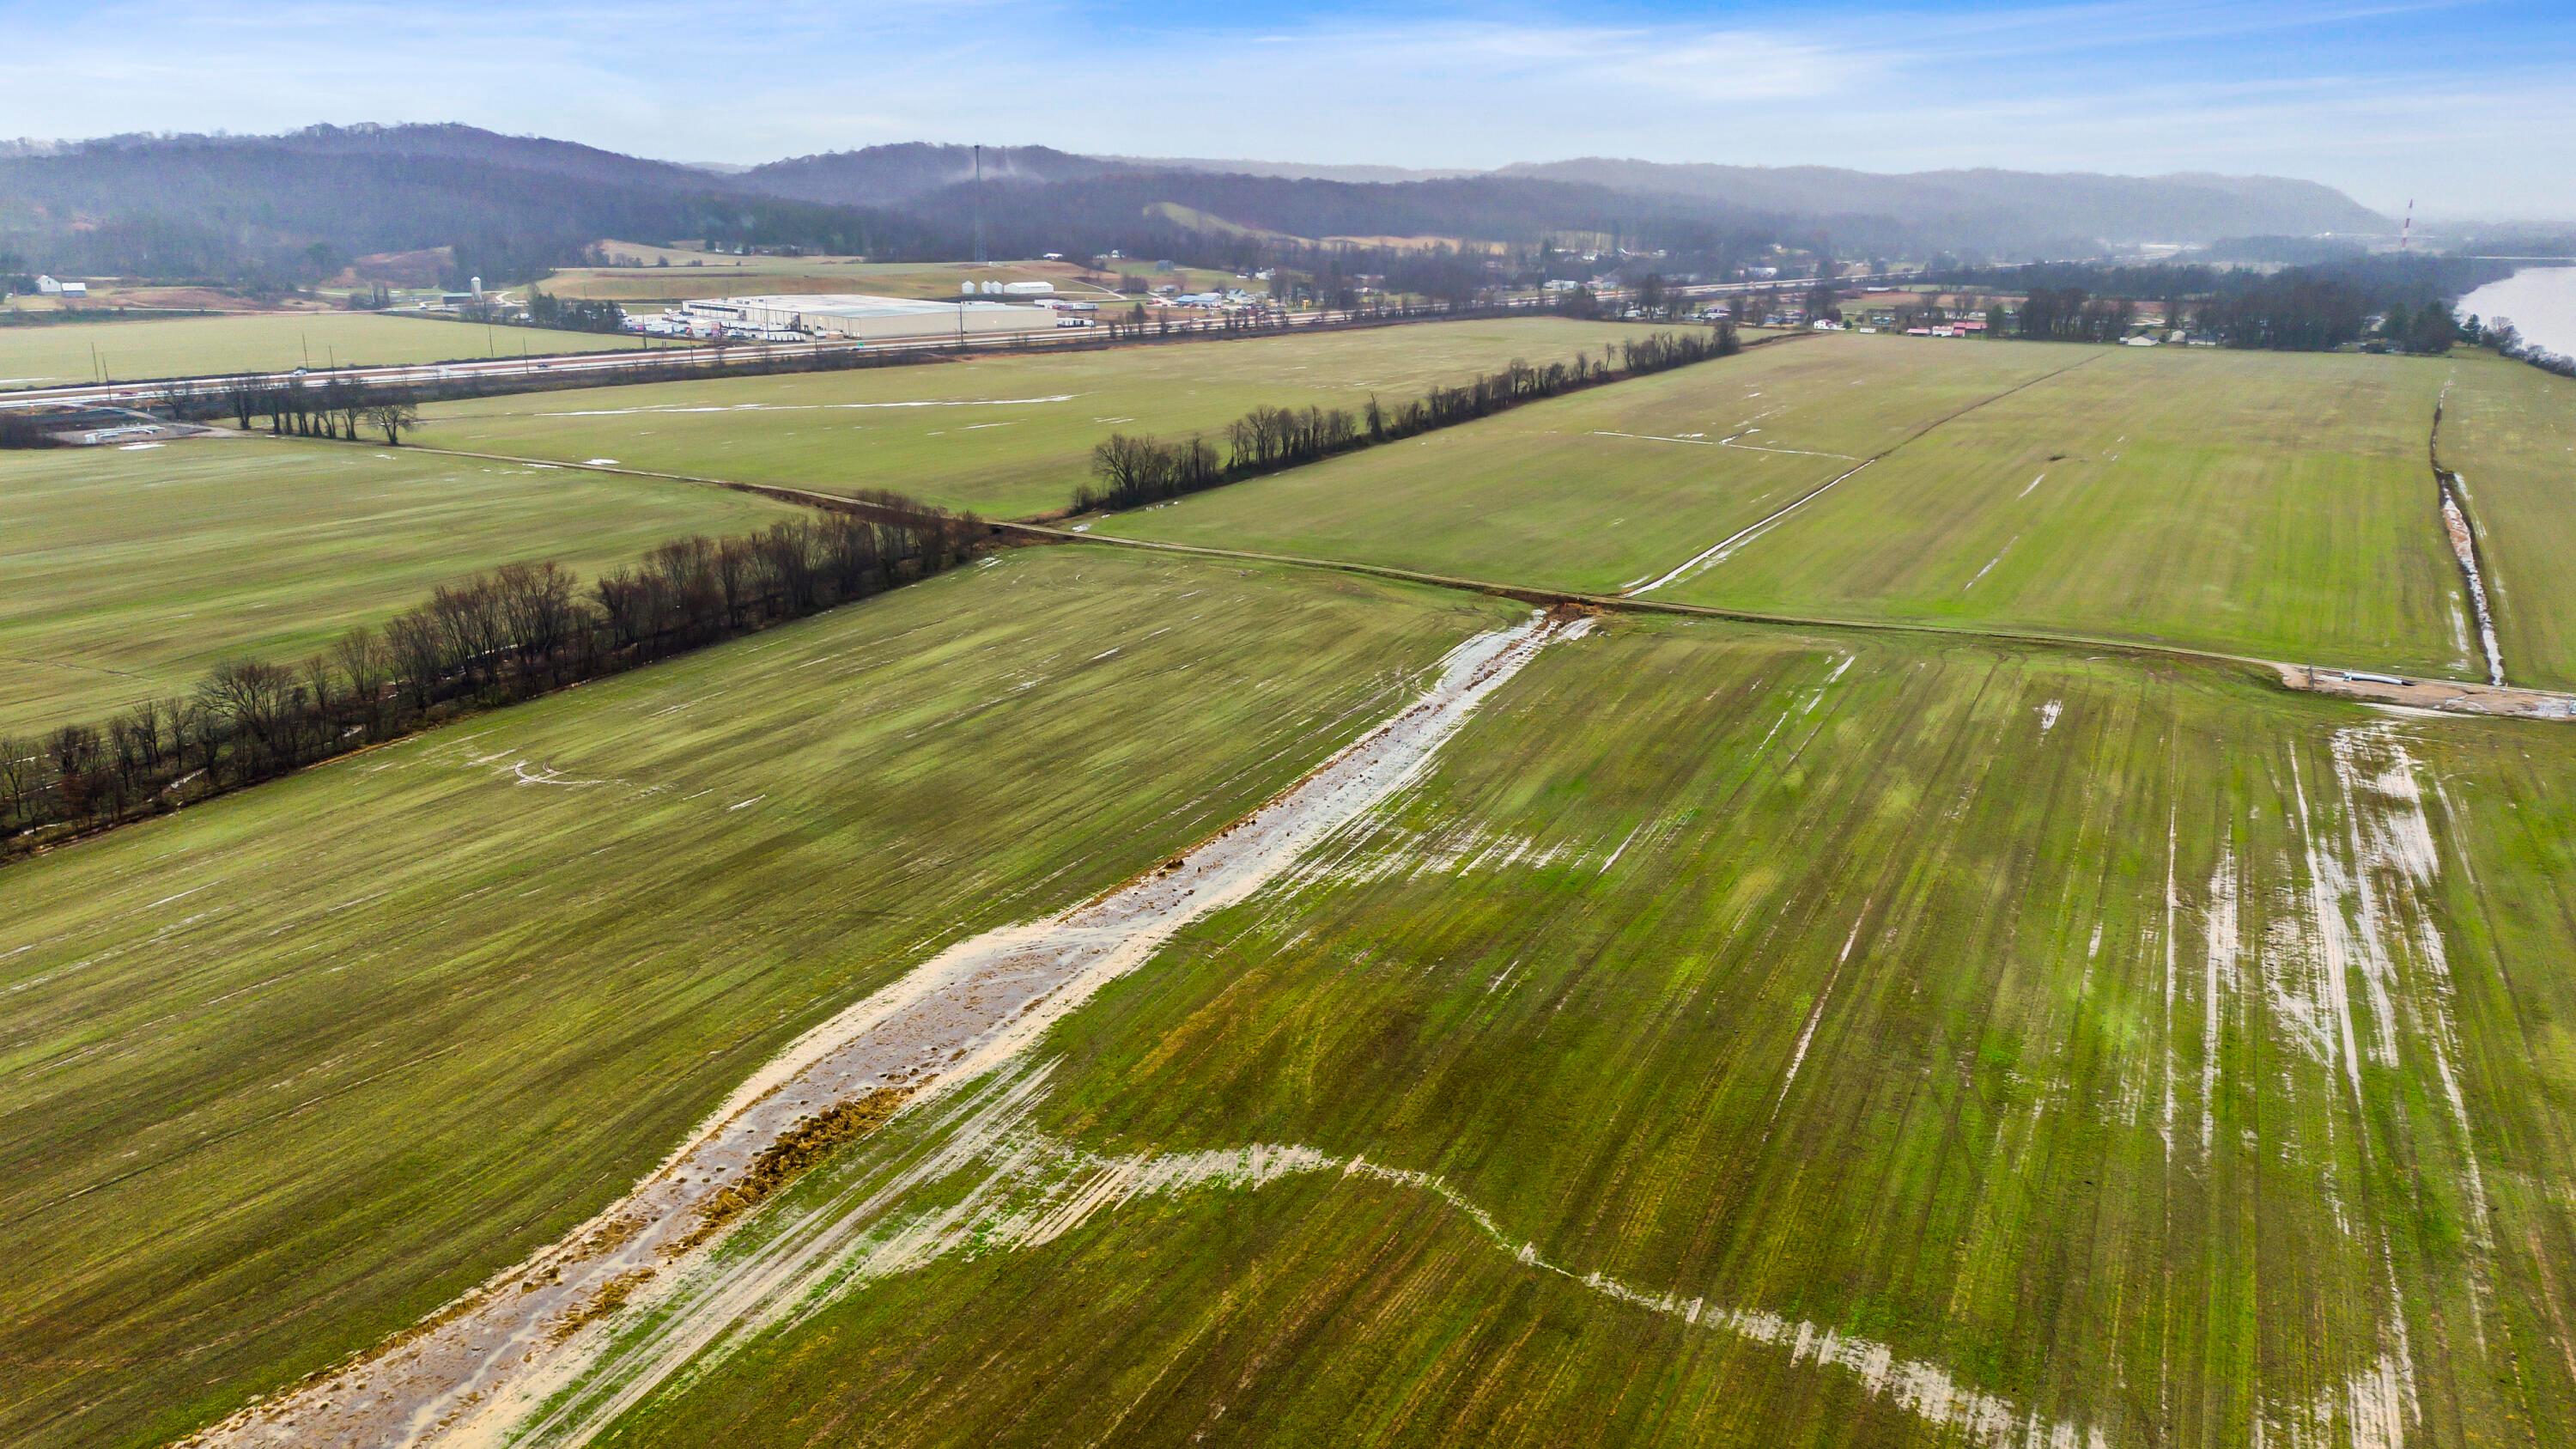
[0,301,1558,410]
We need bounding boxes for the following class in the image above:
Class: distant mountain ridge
[730,143,2387,247]
[1495,157,2389,244]
[0,123,2393,289]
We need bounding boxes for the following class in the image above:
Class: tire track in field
[1625,351,2104,598]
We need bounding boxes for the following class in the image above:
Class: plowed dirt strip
[182,611,1583,1449]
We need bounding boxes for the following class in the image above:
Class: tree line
[216,374,425,442]
[1075,325,1740,512]
[512,289,630,334]
[0,501,980,852]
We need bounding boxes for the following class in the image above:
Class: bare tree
[368,395,422,445]
[334,626,388,737]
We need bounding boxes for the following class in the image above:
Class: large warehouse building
[676,294,1056,342]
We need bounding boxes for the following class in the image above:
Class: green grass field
[2436,351,2576,690]
[544,253,1141,304]
[22,323,2576,1449]
[562,617,2576,1447]
[417,318,1651,518]
[1102,336,2479,675]
[0,438,792,734]
[0,547,1508,1449]
[1662,346,2470,677]
[1098,334,2073,592]
[0,313,666,387]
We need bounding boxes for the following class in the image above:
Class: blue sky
[7,0,2572,217]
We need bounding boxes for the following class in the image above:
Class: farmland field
[2435,350,2576,689]
[0,437,792,734]
[0,547,1509,1448]
[21,320,2576,1449]
[416,317,1650,518]
[1661,346,2472,678]
[1105,337,2482,676]
[544,617,2576,1447]
[0,312,668,387]
[1098,333,2074,593]
[543,252,1139,304]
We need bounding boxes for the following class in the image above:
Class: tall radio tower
[2401,199,2414,253]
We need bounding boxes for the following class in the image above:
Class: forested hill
[0,123,2393,289]
[741,143,1114,205]
[0,125,933,288]
[1498,159,2390,247]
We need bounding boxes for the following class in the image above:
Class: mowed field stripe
[1626,351,2105,598]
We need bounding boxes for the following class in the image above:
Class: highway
[0,282,1844,411]
[0,301,1552,410]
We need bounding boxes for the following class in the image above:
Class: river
[2456,265,2576,356]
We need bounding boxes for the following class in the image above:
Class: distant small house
[35,275,62,294]
[58,281,87,296]
[2123,335,2160,347]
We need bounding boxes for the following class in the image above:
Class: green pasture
[1663,345,2470,677]
[417,317,1649,518]
[2436,350,2576,689]
[580,616,2576,1448]
[1099,333,2071,592]
[0,438,791,734]
[0,312,662,387]
[0,547,1506,1448]
[543,254,1138,304]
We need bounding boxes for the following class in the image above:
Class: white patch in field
[2017,472,2046,497]
[625,1064,2108,1449]
[1965,536,2020,591]
[2201,846,2239,1159]
[2038,700,2063,735]
[365,616,1585,1449]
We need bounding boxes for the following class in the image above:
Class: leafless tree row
[1075,324,1741,513]
[221,374,422,443]
[1,502,980,851]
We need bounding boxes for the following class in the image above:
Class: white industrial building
[675,294,1056,343]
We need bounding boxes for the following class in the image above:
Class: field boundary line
[397,436,2576,724]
